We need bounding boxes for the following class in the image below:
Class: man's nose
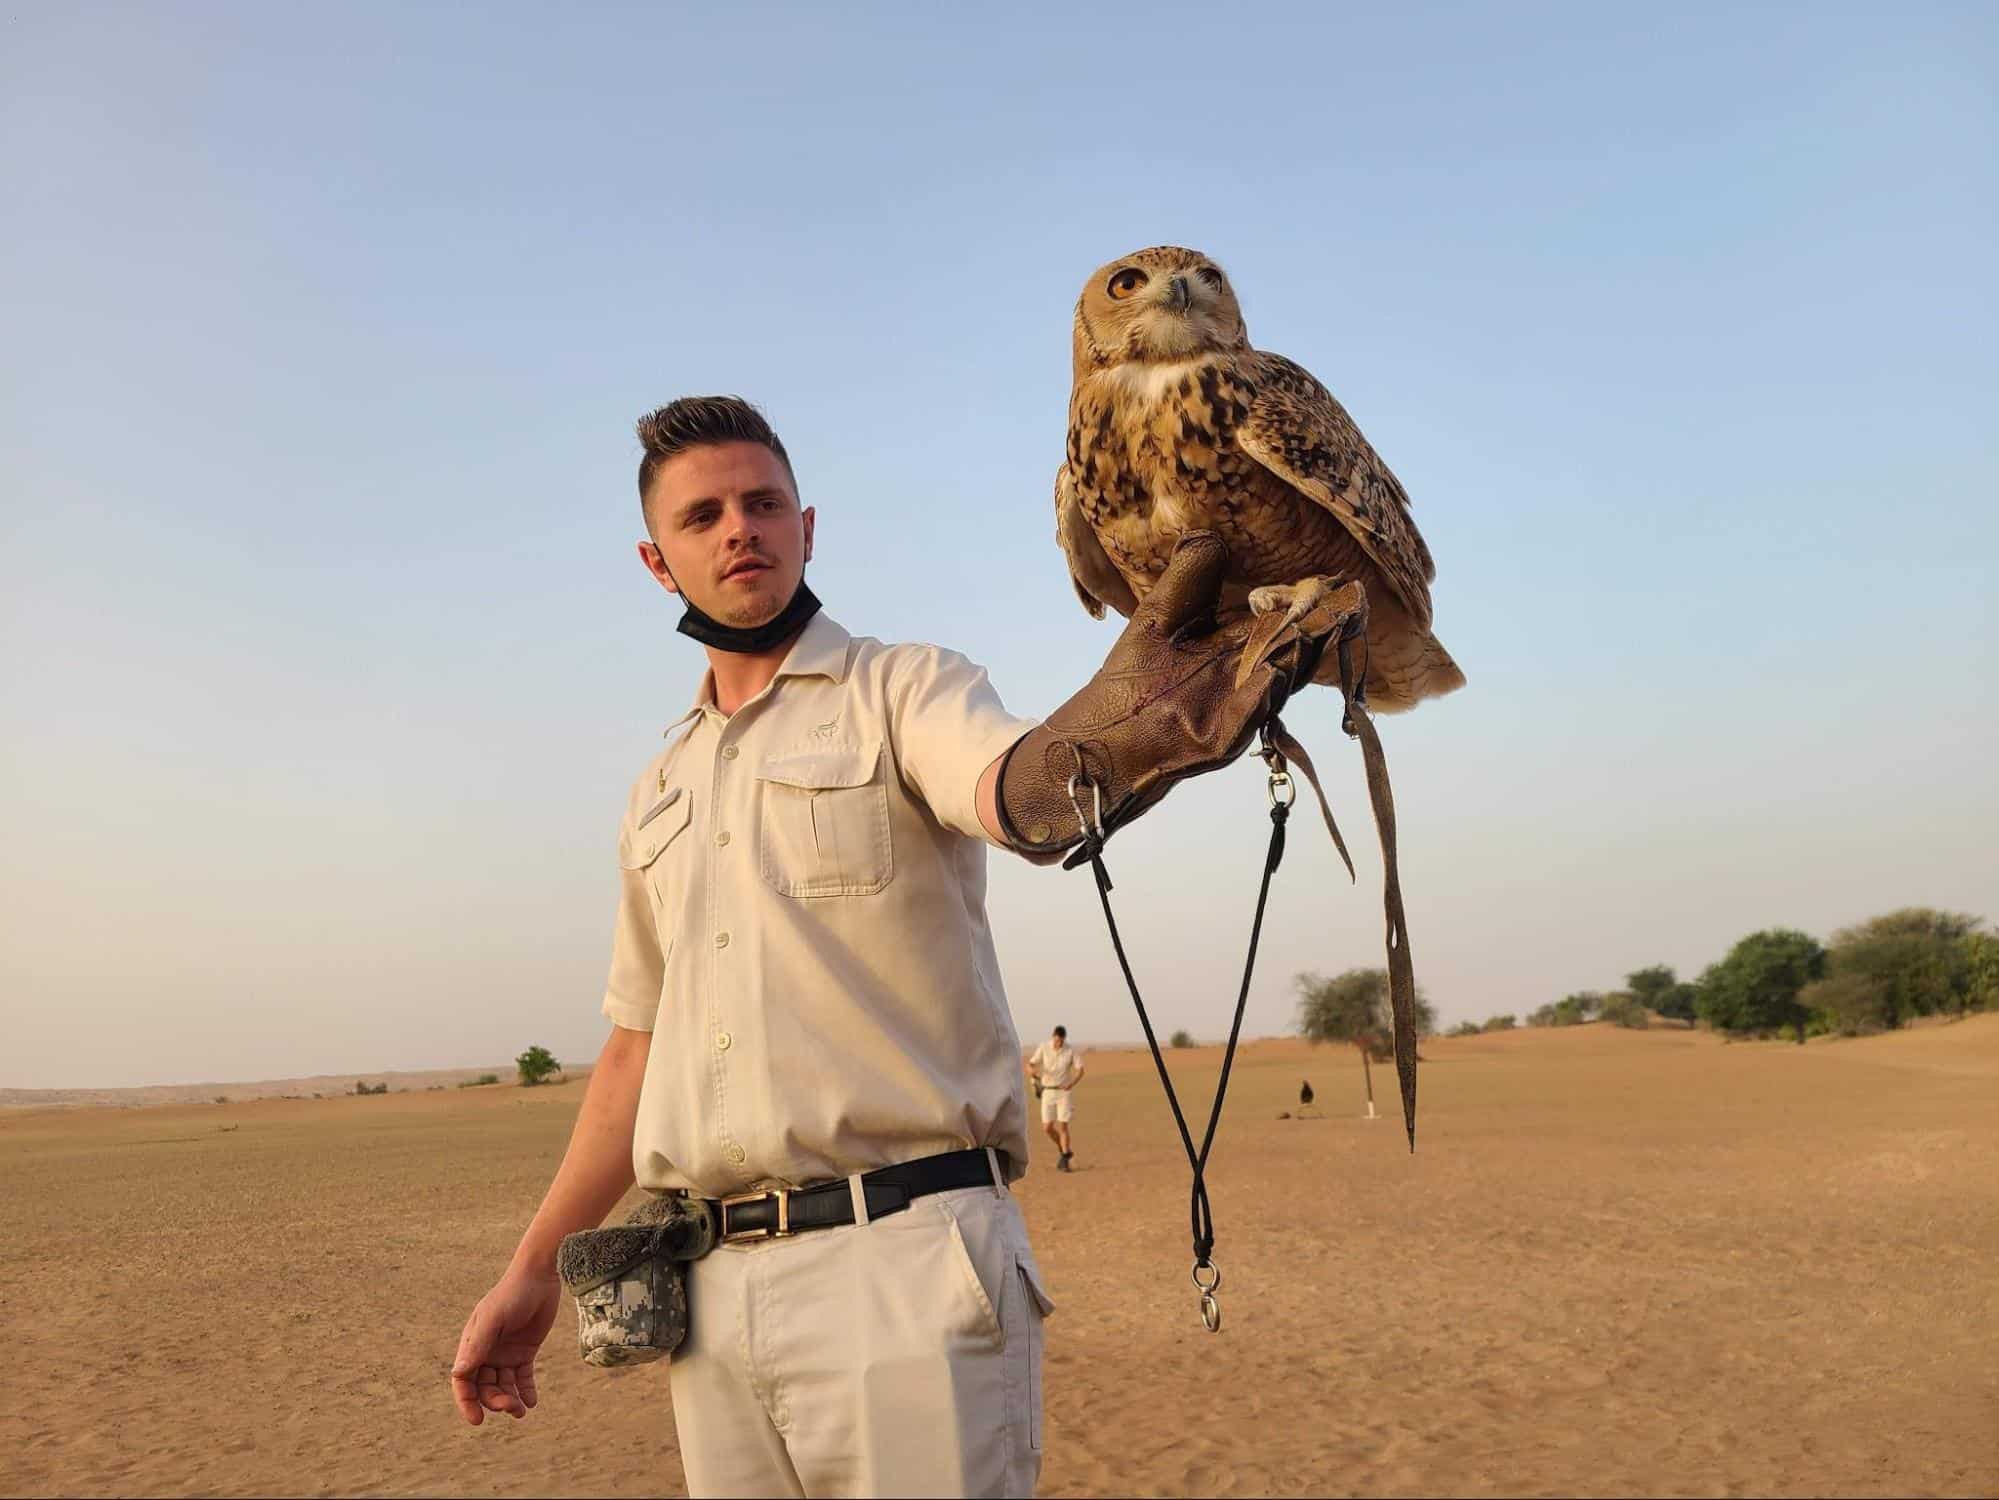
[723,502,762,546]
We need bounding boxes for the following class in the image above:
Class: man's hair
[635,395,796,518]
[1053,1026,1067,1040]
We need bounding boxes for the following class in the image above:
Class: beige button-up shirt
[602,611,1040,1197]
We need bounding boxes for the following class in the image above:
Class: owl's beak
[1162,274,1191,313]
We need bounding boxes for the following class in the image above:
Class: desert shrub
[1967,933,1999,1013]
[1528,993,1599,1027]
[1821,909,1980,1028]
[1800,972,1890,1036]
[516,1046,561,1087]
[1447,1020,1480,1037]
[1168,1029,1194,1048]
[1627,966,1698,1026]
[352,1080,388,1096]
[1599,993,1649,1029]
[1482,1014,1517,1032]
[458,1073,501,1088]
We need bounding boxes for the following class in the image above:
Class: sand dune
[3,1019,1995,1497]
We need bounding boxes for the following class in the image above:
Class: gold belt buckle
[719,1188,791,1243]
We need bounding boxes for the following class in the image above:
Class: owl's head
[1072,246,1248,383]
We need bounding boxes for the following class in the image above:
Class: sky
[3,2,1995,1089]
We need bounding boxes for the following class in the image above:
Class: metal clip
[1191,1260,1222,1333]
[1066,769,1104,846]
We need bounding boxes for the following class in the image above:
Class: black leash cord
[1078,779,1291,1333]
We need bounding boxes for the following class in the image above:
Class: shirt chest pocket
[754,741,895,899]
[620,786,695,916]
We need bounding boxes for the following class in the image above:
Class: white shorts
[1039,1087,1073,1123]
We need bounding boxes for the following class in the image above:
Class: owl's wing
[1054,462,1138,620]
[1235,352,1437,627]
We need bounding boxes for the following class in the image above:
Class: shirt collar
[664,611,853,733]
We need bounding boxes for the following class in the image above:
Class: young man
[1025,1026,1085,1172]
[448,397,1340,1498]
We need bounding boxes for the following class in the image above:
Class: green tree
[516,1045,562,1087]
[1695,929,1826,1041]
[1447,1020,1481,1037]
[1295,969,1435,1113]
[1482,1014,1517,1032]
[1627,965,1698,1027]
[1822,909,1979,1028]
[1168,1029,1195,1049]
[1965,932,1999,1013]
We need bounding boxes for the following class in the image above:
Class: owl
[1055,245,1465,712]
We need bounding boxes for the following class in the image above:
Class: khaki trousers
[668,1181,1054,1498]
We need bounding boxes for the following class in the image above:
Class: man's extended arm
[976,533,1353,862]
[449,1023,651,1425]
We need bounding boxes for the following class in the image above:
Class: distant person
[447,397,1335,1498]
[1026,1025,1086,1171]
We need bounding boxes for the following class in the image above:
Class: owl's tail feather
[1314,615,1465,714]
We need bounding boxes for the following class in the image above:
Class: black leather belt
[703,1147,1008,1243]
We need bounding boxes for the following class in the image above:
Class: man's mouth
[722,558,772,582]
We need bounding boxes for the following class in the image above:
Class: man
[1025,1026,1085,1172]
[449,397,1339,1498]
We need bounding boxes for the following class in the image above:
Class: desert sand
[3,1019,1995,1497]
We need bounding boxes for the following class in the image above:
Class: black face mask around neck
[675,579,822,654]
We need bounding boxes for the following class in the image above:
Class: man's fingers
[1137,532,1229,638]
[452,1307,494,1378]
[450,1369,486,1426]
[497,1366,526,1419]
[451,1308,496,1425]
[517,1361,540,1411]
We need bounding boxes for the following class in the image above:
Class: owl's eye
[1196,266,1225,291]
[1107,268,1148,300]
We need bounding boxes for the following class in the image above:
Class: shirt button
[714,830,731,847]
[715,1030,733,1051]
[714,931,731,949]
[724,1144,747,1166]
[721,745,740,761]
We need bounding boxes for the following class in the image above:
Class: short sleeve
[601,768,667,1032]
[887,644,1038,844]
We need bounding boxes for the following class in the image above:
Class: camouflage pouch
[556,1192,716,1367]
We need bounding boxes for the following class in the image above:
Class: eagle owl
[1055,245,1464,712]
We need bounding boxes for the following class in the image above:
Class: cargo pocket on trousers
[1016,1254,1054,1451]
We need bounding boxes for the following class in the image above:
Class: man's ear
[637,540,681,596]
[802,506,816,564]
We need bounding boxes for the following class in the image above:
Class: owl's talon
[1235,578,1337,688]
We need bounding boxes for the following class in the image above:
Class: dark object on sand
[1299,1080,1315,1107]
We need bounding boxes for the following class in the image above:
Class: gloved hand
[997,532,1363,860]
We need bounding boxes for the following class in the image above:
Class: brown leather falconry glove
[997,532,1364,862]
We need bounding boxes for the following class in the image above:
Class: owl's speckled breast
[1066,357,1369,604]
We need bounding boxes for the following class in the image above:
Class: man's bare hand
[451,1268,563,1425]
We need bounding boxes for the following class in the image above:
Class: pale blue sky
[4,3,1994,1087]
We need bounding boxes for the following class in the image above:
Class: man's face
[638,441,815,628]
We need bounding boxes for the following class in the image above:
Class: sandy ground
[3,1020,1995,1498]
